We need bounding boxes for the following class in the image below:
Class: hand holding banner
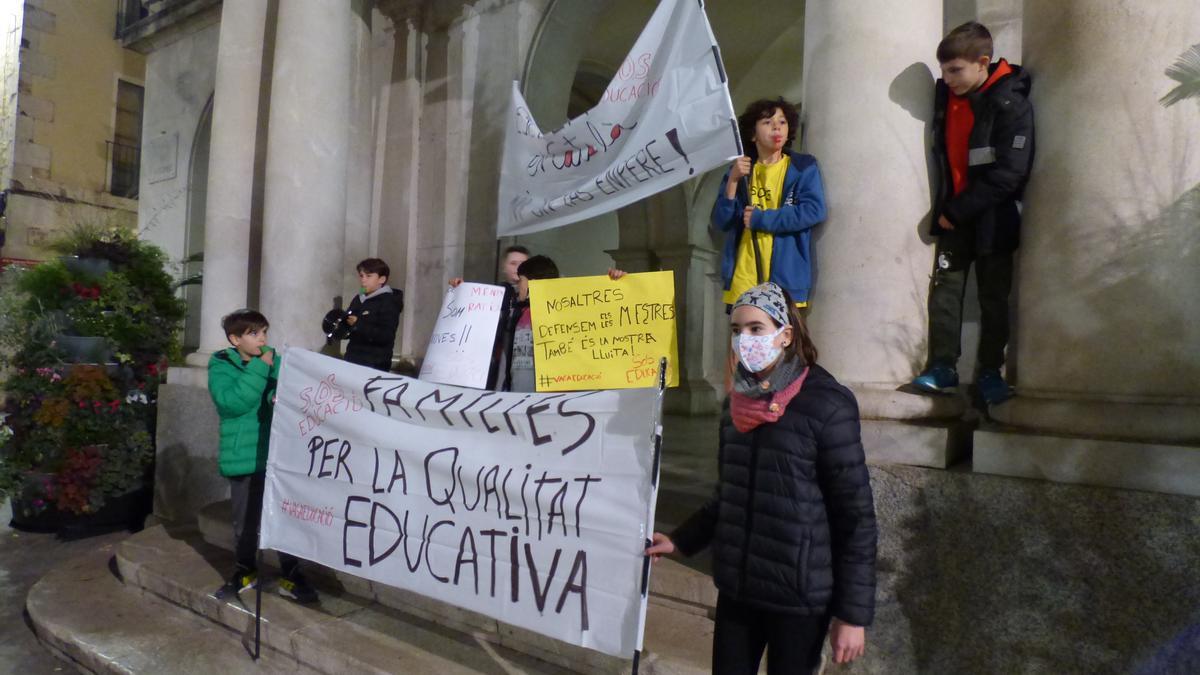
[529,271,679,391]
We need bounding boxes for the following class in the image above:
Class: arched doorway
[515,0,807,412]
[181,93,213,354]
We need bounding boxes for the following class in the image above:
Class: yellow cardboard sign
[528,271,679,391]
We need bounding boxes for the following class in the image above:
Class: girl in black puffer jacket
[647,282,877,674]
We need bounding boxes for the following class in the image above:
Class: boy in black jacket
[911,21,1034,406]
[344,258,403,372]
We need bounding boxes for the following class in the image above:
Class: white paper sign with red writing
[419,282,505,388]
[260,348,662,657]
[497,0,739,236]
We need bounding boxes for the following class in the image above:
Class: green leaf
[1161,43,1200,108]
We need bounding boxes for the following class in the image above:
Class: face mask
[733,326,785,373]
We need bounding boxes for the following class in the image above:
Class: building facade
[126,0,1199,508]
[0,0,145,265]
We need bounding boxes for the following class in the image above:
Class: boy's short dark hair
[503,245,530,257]
[737,97,800,153]
[517,255,559,281]
[356,258,390,279]
[937,21,993,63]
[222,309,269,339]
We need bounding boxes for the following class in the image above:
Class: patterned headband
[733,283,790,327]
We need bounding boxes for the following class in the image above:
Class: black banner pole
[632,357,668,675]
[253,548,263,660]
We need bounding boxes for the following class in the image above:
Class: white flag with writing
[497,0,739,236]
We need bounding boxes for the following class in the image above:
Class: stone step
[122,520,714,674]
[26,540,320,674]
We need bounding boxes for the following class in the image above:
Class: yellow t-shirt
[724,157,807,306]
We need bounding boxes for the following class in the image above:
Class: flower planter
[59,256,112,278]
[53,334,112,364]
[9,483,152,537]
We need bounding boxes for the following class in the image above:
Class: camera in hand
[322,309,354,340]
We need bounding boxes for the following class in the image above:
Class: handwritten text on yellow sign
[529,271,679,391]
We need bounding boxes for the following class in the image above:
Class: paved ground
[0,498,131,673]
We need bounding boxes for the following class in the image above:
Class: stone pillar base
[166,363,210,388]
[183,350,214,368]
[664,379,719,416]
[863,419,973,469]
[989,395,1200,446]
[604,247,656,273]
[846,385,972,468]
[974,426,1200,498]
[154,374,226,524]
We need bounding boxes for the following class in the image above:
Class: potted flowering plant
[0,224,183,532]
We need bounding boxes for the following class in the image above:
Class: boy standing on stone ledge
[911,21,1035,406]
[209,309,317,604]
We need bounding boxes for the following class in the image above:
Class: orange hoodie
[946,59,1013,196]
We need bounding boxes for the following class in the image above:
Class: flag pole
[253,546,263,659]
[632,357,668,675]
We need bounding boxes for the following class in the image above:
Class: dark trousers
[345,354,392,373]
[229,472,298,578]
[927,227,1014,371]
[712,594,829,675]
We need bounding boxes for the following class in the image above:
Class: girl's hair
[778,287,818,366]
[725,288,819,386]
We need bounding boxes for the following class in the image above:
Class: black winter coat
[932,60,1035,256]
[344,287,403,370]
[671,365,877,627]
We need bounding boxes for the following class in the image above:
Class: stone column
[977,1,1200,496]
[656,244,720,414]
[606,202,657,273]
[259,0,353,351]
[801,1,967,467]
[372,8,423,358]
[342,1,377,303]
[187,0,269,364]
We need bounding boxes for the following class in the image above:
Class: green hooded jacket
[207,347,280,477]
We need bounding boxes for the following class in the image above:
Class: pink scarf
[729,367,810,433]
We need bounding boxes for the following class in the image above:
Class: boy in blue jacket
[712,97,827,308]
[209,309,317,604]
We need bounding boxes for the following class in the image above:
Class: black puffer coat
[932,60,1034,256]
[344,286,403,371]
[671,364,877,626]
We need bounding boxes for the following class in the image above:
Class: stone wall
[0,1,20,193]
[135,10,217,265]
[852,465,1200,673]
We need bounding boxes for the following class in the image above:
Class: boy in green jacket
[208,309,317,603]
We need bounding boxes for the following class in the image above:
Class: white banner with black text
[260,348,661,657]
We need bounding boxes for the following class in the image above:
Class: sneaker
[278,574,319,604]
[976,369,1014,405]
[213,570,257,600]
[910,365,959,394]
